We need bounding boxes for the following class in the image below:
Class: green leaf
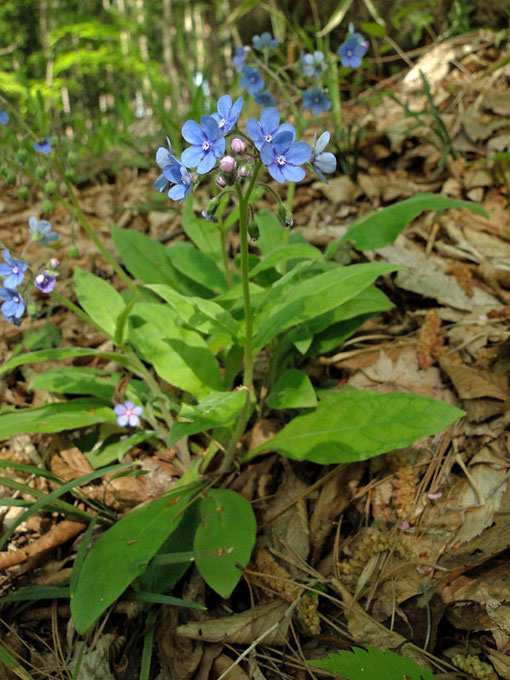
[249,243,321,278]
[308,646,435,680]
[266,370,317,409]
[147,284,240,341]
[0,399,114,439]
[328,194,488,253]
[0,586,70,603]
[71,479,204,633]
[169,389,247,446]
[182,199,222,259]
[166,241,229,294]
[194,489,256,598]
[254,263,400,352]
[128,303,223,398]
[248,390,464,464]
[360,21,386,36]
[29,366,121,400]
[85,431,155,468]
[74,268,125,338]
[0,347,132,379]
[23,321,61,350]
[254,210,286,255]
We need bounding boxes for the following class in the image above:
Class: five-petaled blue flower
[261,131,311,184]
[0,108,9,125]
[33,137,51,154]
[0,287,25,324]
[181,115,226,174]
[212,95,244,134]
[252,32,279,51]
[28,217,59,246]
[310,131,337,184]
[34,272,56,293]
[302,88,331,115]
[154,136,182,193]
[338,26,369,68]
[301,51,327,79]
[114,400,143,427]
[240,66,265,96]
[246,107,295,151]
[233,46,249,72]
[0,250,28,289]
[163,164,193,201]
[254,91,276,108]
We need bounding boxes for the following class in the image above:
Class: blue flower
[163,164,193,201]
[212,95,244,134]
[310,131,337,184]
[0,250,28,289]
[252,32,279,51]
[28,217,59,246]
[261,131,311,184]
[301,51,327,79]
[0,287,25,324]
[114,400,143,427]
[254,91,277,108]
[338,26,369,68]
[181,115,225,174]
[0,108,9,125]
[246,107,295,151]
[240,66,265,96]
[302,88,331,115]
[233,46,249,72]
[154,136,182,193]
[33,137,51,154]
[34,272,56,293]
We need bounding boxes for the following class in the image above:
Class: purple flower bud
[189,172,197,184]
[50,258,59,269]
[231,138,246,154]
[216,174,228,188]
[34,272,56,293]
[237,165,250,179]
[219,155,237,173]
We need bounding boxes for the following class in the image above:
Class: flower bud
[247,223,260,241]
[231,138,246,154]
[42,199,54,215]
[64,169,78,183]
[237,165,250,179]
[27,302,38,317]
[36,166,47,180]
[5,173,16,186]
[216,174,228,188]
[219,155,236,173]
[68,245,79,259]
[67,151,78,166]
[18,187,30,201]
[50,258,60,269]
[16,149,28,164]
[189,172,197,184]
[277,203,294,227]
[44,180,57,195]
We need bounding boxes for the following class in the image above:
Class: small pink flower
[231,138,246,154]
[114,400,143,427]
[219,155,236,173]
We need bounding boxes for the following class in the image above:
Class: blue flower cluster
[0,218,59,325]
[154,96,337,202]
[338,24,369,68]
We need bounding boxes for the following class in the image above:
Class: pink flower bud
[231,138,246,154]
[189,172,197,184]
[216,174,228,188]
[237,165,250,179]
[219,155,237,173]
[50,258,59,269]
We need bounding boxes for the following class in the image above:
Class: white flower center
[219,118,226,129]
[13,295,19,303]
[202,141,210,150]
[265,134,272,142]
[277,155,286,166]
[12,266,18,274]
[346,49,353,56]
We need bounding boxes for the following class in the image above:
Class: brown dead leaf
[176,600,291,646]
[156,607,202,680]
[51,447,93,481]
[0,521,85,571]
[439,357,508,401]
[212,654,250,679]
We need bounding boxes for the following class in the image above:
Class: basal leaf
[29,366,121,401]
[249,243,321,278]
[166,241,228,294]
[0,347,132,379]
[194,489,256,598]
[248,390,464,464]
[74,268,125,338]
[266,370,317,409]
[182,196,222,259]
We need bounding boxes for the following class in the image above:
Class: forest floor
[1,30,510,680]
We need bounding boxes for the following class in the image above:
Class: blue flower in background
[0,108,9,125]
[310,131,337,184]
[114,401,143,427]
[212,95,244,134]
[233,46,249,72]
[163,164,193,201]
[338,25,369,68]
[246,107,295,151]
[0,287,25,324]
[252,32,279,51]
[181,115,225,174]
[301,51,327,79]
[240,66,265,96]
[28,216,59,246]
[154,137,182,193]
[254,91,276,108]
[260,131,311,184]
[33,137,51,154]
[302,88,331,115]
[0,250,28,289]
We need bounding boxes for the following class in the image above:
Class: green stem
[236,182,254,389]
[326,38,342,137]
[286,181,295,212]
[218,388,252,474]
[220,229,233,288]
